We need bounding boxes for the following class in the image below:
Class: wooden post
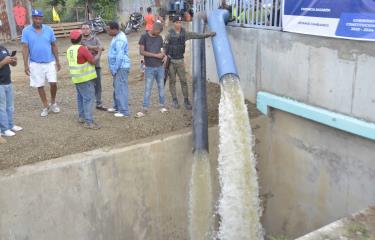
[86,0,93,20]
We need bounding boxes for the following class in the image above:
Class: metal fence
[194,0,220,12]
[231,0,281,29]
[194,0,282,30]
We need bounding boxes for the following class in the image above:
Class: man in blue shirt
[107,21,132,118]
[22,9,61,117]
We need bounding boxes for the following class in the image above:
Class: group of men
[0,8,215,143]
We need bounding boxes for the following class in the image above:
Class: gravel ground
[0,26,259,170]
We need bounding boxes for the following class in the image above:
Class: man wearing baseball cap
[164,15,215,110]
[66,29,102,130]
[21,9,61,117]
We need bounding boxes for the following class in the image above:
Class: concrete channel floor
[0,25,261,170]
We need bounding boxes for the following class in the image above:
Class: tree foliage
[91,0,120,21]
[33,0,120,22]
[49,0,66,7]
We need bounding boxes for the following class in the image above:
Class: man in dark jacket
[164,15,215,110]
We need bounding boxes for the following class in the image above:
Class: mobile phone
[11,50,17,57]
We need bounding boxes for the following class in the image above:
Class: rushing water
[189,151,213,240]
[216,75,264,240]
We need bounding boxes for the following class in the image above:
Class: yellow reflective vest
[233,7,246,23]
[66,45,97,84]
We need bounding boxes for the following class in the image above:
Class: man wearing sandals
[136,22,168,118]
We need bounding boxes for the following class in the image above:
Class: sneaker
[0,136,6,144]
[11,125,23,132]
[160,107,168,113]
[50,103,60,113]
[135,111,145,118]
[107,108,117,113]
[184,98,192,110]
[3,130,15,137]
[83,122,101,130]
[96,105,108,111]
[78,118,85,124]
[172,98,180,109]
[41,108,49,117]
[114,113,129,118]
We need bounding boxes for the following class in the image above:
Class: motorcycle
[124,12,143,35]
[88,16,106,34]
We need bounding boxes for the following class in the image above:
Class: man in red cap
[66,29,102,130]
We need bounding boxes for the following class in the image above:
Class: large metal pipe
[207,9,238,80]
[192,12,209,153]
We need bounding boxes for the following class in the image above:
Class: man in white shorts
[22,9,61,117]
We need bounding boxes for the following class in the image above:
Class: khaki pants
[168,60,189,100]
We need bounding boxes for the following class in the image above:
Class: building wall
[206,26,375,123]
[118,0,157,25]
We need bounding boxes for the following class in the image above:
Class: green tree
[33,0,120,22]
[92,0,119,21]
[49,0,66,7]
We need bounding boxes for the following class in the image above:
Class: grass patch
[268,235,289,240]
[347,223,369,239]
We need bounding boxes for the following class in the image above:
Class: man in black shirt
[136,22,168,118]
[0,45,23,142]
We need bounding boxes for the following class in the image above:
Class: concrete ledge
[257,91,375,140]
[297,206,375,240]
[0,127,220,240]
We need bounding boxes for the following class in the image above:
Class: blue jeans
[75,80,95,124]
[0,84,14,132]
[143,66,165,109]
[113,68,130,115]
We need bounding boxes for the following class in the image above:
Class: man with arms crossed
[81,23,107,111]
[22,9,61,117]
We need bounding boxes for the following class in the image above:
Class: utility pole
[86,0,93,20]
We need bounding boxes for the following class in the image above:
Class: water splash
[189,151,213,240]
[217,75,264,240]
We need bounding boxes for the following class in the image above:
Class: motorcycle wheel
[124,22,132,35]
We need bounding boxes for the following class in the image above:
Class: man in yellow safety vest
[66,29,102,130]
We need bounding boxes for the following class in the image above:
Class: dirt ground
[0,25,259,170]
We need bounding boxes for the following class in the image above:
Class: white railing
[194,0,282,30]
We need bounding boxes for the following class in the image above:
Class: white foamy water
[189,151,213,240]
[216,75,264,240]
